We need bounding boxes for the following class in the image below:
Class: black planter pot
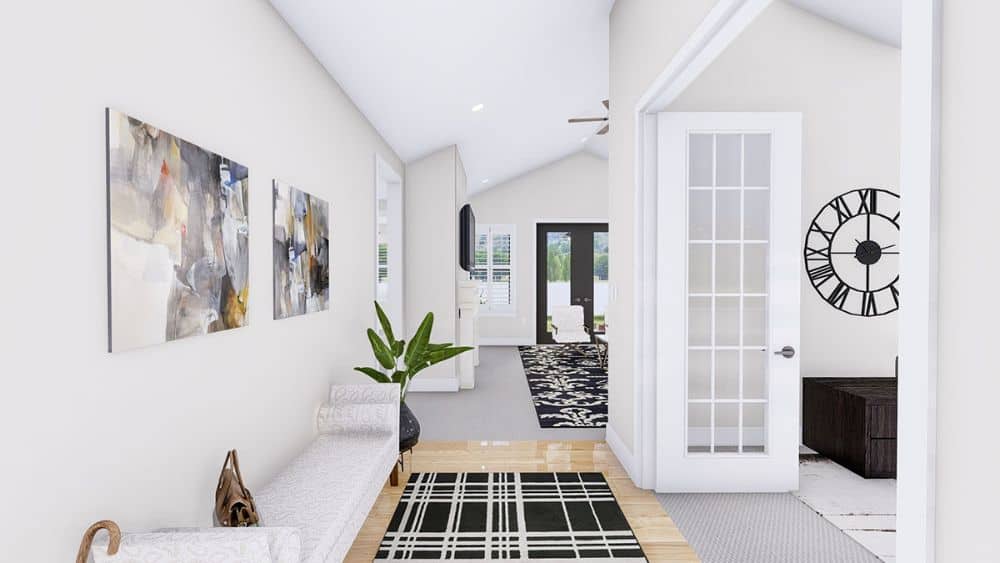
[399,401,420,452]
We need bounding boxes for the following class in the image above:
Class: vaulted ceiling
[270,0,899,194]
[270,0,613,193]
[786,0,900,47]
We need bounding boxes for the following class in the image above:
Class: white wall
[470,152,609,343]
[608,0,718,451]
[668,2,901,378]
[937,1,1000,559]
[404,146,464,388]
[0,2,402,561]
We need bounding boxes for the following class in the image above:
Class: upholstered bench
[89,383,400,563]
[256,383,400,562]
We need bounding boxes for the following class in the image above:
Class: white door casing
[656,112,802,492]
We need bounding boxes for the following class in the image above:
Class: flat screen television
[459,204,476,272]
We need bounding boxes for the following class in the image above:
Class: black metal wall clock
[804,188,899,316]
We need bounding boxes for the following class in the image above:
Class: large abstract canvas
[106,109,250,352]
[273,180,330,319]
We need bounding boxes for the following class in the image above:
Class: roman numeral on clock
[862,291,878,316]
[805,246,830,260]
[808,263,835,286]
[831,196,855,224]
[826,282,851,308]
[858,189,877,215]
[808,223,835,244]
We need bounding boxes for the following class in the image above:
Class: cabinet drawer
[869,405,897,438]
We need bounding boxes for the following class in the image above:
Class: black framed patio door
[536,223,609,344]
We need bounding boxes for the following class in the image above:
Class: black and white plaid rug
[517,345,607,428]
[376,472,646,562]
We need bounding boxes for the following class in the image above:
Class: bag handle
[230,449,246,489]
[216,450,234,491]
[76,520,121,563]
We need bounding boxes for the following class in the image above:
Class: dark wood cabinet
[803,377,897,478]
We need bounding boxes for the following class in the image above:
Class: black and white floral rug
[517,345,607,428]
[375,472,646,562]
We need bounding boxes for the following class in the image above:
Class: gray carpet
[405,346,606,441]
[656,493,881,563]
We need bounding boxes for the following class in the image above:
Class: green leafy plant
[355,301,473,401]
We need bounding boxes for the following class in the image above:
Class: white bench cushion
[90,529,284,562]
[256,434,397,562]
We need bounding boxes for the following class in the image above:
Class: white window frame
[474,224,516,316]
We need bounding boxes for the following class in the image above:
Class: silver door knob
[774,346,796,359]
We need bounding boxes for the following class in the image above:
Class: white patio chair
[551,305,592,351]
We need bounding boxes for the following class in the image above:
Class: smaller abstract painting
[273,180,330,319]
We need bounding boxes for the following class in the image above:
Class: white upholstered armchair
[551,305,592,348]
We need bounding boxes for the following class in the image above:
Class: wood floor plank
[344,440,699,563]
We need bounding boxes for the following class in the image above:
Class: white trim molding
[896,1,941,562]
[605,424,636,481]
[406,376,459,393]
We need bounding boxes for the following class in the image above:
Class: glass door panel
[593,232,609,332]
[545,231,571,334]
[686,132,772,455]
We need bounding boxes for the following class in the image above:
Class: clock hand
[880,244,896,251]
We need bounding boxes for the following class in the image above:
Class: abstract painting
[273,180,330,319]
[106,109,250,352]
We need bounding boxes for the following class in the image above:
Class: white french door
[656,112,802,492]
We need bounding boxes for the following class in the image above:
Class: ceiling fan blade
[602,99,609,109]
[596,124,609,135]
[568,117,607,123]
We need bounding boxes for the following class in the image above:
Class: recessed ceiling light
[580,137,589,143]
[472,103,484,112]
[481,179,490,184]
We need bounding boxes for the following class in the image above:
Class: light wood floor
[345,440,699,562]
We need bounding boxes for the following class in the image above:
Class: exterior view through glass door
[536,223,609,344]
[657,112,802,492]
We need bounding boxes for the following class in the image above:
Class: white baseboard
[406,376,459,392]
[605,424,638,483]
[478,337,534,346]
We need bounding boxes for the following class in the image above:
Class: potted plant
[355,301,472,452]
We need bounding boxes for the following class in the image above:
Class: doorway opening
[535,222,609,344]
[375,155,403,332]
[625,1,938,562]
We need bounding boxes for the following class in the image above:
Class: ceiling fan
[568,99,609,135]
